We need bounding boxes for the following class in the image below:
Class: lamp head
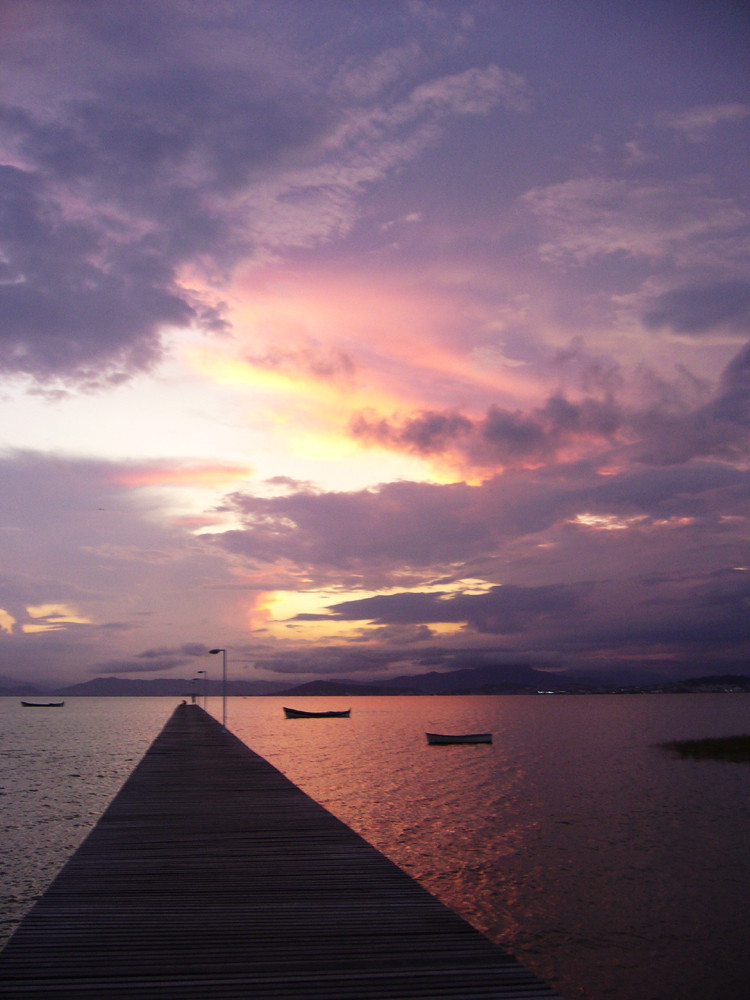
[209,648,224,655]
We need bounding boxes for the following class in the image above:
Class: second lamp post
[209,648,227,728]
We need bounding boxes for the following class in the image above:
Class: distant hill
[57,676,288,697]
[680,675,750,691]
[280,663,589,696]
[0,675,46,697]
[279,678,416,697]
[387,662,588,694]
[3,666,748,700]
[48,664,567,698]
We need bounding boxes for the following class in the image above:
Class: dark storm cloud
[710,340,750,425]
[0,2,528,386]
[350,410,473,453]
[0,165,192,382]
[694,570,750,626]
[321,583,585,634]
[286,567,750,678]
[567,570,750,659]
[3,4,319,206]
[358,624,435,645]
[250,641,532,679]
[632,340,750,463]
[218,479,491,574]
[136,643,210,660]
[251,641,554,681]
[95,656,189,675]
[351,393,622,468]
[252,645,399,677]
[58,68,315,205]
[580,462,747,513]
[0,4,328,383]
[213,454,750,676]
[478,396,621,463]
[217,459,749,584]
[352,338,750,470]
[643,281,750,336]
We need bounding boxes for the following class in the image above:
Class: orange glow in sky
[113,463,255,489]
[1,1,747,691]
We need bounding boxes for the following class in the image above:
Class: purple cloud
[321,583,586,634]
[0,166,192,382]
[351,338,750,471]
[350,394,623,468]
[95,657,190,676]
[0,3,533,385]
[643,281,750,336]
[1,2,748,691]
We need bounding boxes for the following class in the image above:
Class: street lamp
[196,669,206,710]
[209,648,227,728]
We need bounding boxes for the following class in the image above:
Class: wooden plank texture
[0,704,564,999]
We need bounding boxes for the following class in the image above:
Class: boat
[426,731,492,745]
[283,707,351,718]
[21,700,65,708]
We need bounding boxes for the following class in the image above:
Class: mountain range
[2,664,749,698]
[1,662,579,697]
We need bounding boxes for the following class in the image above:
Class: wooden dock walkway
[0,704,563,999]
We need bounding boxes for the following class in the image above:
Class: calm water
[1,694,749,1000]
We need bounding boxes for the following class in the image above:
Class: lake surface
[1,694,749,1000]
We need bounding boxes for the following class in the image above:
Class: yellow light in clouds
[193,351,294,391]
[262,579,489,641]
[421,622,463,636]
[23,603,93,633]
[0,608,15,633]
[261,591,311,622]
[27,603,84,619]
[184,263,545,489]
[571,513,647,530]
[188,341,400,423]
[258,593,344,641]
[186,342,450,486]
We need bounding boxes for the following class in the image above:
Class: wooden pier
[0,704,563,999]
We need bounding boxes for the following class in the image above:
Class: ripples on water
[2,694,750,1000]
[0,698,172,946]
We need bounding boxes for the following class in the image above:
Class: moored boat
[426,731,491,745]
[283,706,351,718]
[21,701,65,708]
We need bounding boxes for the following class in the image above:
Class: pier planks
[0,704,563,999]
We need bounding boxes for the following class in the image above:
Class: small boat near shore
[21,700,65,708]
[426,731,492,745]
[283,707,351,719]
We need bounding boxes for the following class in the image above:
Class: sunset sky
[1,0,749,689]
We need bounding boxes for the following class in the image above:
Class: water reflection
[0,697,172,946]
[226,694,750,1000]
[3,693,750,1000]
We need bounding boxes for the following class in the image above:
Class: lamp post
[197,669,206,710]
[209,648,227,728]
